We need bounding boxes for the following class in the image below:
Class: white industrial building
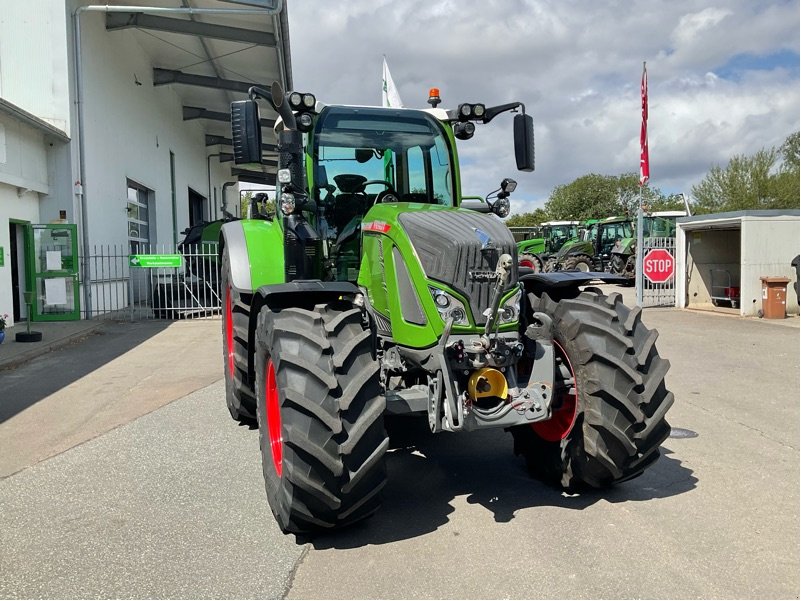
[0,0,290,326]
[675,210,800,317]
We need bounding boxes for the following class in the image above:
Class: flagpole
[636,61,648,308]
[636,186,644,307]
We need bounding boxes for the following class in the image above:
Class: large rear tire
[562,253,593,272]
[511,289,674,489]
[221,251,256,423]
[255,301,388,533]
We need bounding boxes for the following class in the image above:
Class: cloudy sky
[286,0,799,215]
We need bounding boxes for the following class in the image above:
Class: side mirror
[513,113,535,172]
[231,100,262,164]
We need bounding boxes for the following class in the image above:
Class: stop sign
[643,248,675,284]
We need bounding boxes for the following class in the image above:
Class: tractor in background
[551,216,634,276]
[516,220,579,272]
[219,82,674,534]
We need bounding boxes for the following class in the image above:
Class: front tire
[512,289,674,489]
[221,251,256,423]
[562,254,593,272]
[255,301,388,533]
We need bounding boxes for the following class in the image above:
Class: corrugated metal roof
[91,0,292,184]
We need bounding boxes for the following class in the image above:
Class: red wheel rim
[531,340,578,441]
[224,285,235,378]
[265,359,283,476]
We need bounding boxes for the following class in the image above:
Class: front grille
[399,210,517,326]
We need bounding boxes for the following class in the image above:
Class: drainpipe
[222,181,237,219]
[207,152,221,221]
[71,2,284,315]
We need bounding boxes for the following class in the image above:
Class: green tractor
[517,220,580,272]
[552,216,635,278]
[220,82,673,534]
[551,211,686,282]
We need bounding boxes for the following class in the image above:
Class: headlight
[298,112,314,131]
[473,103,485,118]
[288,91,302,109]
[493,197,510,218]
[499,287,522,324]
[429,287,469,326]
[277,168,291,184]
[302,93,316,108]
[280,193,296,215]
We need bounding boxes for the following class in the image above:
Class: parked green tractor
[517,220,579,272]
[220,82,673,534]
[551,216,635,277]
[551,211,686,282]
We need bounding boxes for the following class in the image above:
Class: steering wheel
[362,180,399,204]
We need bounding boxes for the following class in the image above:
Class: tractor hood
[397,207,518,326]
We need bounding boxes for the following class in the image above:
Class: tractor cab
[310,106,456,280]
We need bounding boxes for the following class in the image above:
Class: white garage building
[675,209,800,317]
[0,0,290,326]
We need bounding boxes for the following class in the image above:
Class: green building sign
[129,254,183,268]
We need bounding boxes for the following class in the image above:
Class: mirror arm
[249,82,297,130]
[248,85,272,102]
[482,102,526,124]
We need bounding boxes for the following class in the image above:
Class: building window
[127,180,152,253]
[188,188,207,226]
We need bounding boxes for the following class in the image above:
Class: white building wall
[78,11,229,251]
[0,113,50,194]
[0,1,70,135]
[0,113,48,327]
[740,216,799,316]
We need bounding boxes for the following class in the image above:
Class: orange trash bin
[760,277,791,319]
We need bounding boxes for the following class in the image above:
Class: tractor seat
[333,174,367,194]
[330,174,370,232]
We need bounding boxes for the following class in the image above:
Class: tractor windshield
[312,106,454,208]
[643,216,677,237]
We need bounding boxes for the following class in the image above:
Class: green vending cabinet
[25,224,80,321]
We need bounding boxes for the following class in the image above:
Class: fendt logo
[469,271,500,282]
[643,248,675,284]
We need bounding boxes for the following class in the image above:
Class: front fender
[520,271,626,297]
[220,219,285,293]
[518,238,545,255]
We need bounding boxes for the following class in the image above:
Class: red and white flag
[639,62,650,186]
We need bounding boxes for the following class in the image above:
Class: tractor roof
[648,210,687,217]
[274,102,451,133]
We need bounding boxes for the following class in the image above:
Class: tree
[506,208,548,227]
[544,172,664,221]
[781,131,799,167]
[691,132,800,213]
[645,194,690,213]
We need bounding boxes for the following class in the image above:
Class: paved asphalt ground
[0,292,798,599]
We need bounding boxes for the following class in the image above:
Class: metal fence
[80,243,221,320]
[641,236,676,307]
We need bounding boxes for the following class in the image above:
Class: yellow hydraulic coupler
[467,368,509,402]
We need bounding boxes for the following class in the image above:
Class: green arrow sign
[129,254,182,268]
